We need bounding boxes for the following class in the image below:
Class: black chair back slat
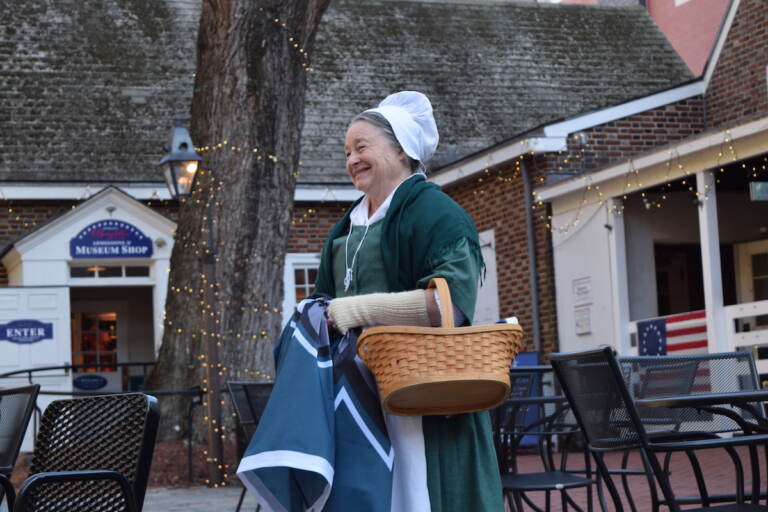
[551,352,647,452]
[0,384,40,475]
[25,393,158,512]
[227,381,273,439]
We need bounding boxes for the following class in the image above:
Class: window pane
[294,268,306,285]
[754,277,768,301]
[308,268,318,284]
[296,288,307,301]
[80,332,96,351]
[99,266,122,277]
[753,254,768,277]
[125,266,150,277]
[71,267,94,278]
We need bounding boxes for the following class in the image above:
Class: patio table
[636,389,768,433]
[638,388,768,503]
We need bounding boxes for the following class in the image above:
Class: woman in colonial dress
[315,91,503,512]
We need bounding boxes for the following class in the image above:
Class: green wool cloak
[313,174,484,321]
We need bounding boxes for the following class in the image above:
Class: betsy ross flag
[637,310,708,356]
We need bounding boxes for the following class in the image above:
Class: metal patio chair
[494,371,595,511]
[227,381,274,512]
[14,393,159,512]
[551,347,768,512]
[0,384,40,511]
[616,351,768,510]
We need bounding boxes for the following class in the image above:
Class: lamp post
[158,115,224,486]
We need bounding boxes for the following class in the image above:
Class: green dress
[331,220,503,512]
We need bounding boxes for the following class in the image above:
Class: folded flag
[237,299,394,512]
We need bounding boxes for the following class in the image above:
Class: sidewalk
[138,445,764,512]
[143,485,258,512]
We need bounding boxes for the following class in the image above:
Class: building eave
[535,114,768,203]
[0,182,360,203]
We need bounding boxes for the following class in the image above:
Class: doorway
[70,286,155,392]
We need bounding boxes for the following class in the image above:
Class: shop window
[71,312,118,372]
[125,266,150,277]
[70,267,95,278]
[70,265,150,278]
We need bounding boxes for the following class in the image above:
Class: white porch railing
[726,299,768,374]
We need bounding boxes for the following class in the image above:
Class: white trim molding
[535,115,768,204]
[430,137,567,187]
[0,183,361,203]
[542,81,706,138]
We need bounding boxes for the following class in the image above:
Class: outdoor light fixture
[157,115,203,198]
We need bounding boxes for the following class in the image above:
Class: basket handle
[428,277,455,329]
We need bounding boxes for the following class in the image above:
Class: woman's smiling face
[344,121,410,200]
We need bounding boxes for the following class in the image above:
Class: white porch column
[697,170,729,352]
[607,199,632,355]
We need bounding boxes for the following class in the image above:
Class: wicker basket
[356,278,524,416]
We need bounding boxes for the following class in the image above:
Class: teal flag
[237,299,393,511]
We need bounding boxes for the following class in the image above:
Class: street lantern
[158,115,203,198]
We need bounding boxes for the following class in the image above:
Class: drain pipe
[521,160,542,353]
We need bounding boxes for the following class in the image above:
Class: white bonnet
[365,91,439,164]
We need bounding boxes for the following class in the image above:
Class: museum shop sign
[70,220,153,258]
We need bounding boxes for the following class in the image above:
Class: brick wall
[287,202,347,253]
[443,162,559,355]
[539,97,706,178]
[705,0,768,128]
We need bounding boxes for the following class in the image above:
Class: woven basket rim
[357,322,522,342]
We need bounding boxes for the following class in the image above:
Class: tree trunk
[145,0,330,484]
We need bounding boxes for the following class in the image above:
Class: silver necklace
[343,223,370,292]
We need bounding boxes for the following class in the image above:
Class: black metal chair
[494,371,595,511]
[227,381,273,512]
[551,347,768,512]
[14,393,159,512]
[0,384,40,511]
[616,351,768,510]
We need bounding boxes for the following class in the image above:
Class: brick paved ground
[0,444,745,512]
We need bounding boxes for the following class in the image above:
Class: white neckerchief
[349,173,423,227]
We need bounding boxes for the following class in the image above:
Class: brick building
[2,0,752,396]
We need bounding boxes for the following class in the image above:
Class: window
[283,253,321,326]
[70,265,151,278]
[71,312,118,372]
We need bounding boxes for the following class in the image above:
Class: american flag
[637,310,708,356]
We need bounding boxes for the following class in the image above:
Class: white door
[473,230,501,325]
[0,286,72,452]
[735,240,768,331]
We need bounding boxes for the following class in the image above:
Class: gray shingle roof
[301,0,693,183]
[0,0,692,185]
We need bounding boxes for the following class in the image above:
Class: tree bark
[145,0,331,483]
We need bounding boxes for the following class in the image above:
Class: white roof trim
[535,114,768,202]
[543,81,705,138]
[0,183,360,202]
[430,137,567,187]
[702,0,740,89]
